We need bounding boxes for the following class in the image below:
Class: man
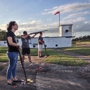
[38,32,44,57]
[21,31,37,62]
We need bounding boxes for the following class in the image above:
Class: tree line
[0,30,90,41]
[72,35,90,41]
[0,30,21,41]
[0,30,7,40]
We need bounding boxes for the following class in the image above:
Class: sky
[0,0,90,38]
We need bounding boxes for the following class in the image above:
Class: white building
[0,24,74,48]
[59,24,73,37]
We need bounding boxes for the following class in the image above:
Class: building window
[55,44,58,47]
[65,30,69,33]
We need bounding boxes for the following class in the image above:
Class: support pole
[59,13,60,27]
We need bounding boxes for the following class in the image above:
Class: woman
[6,21,21,85]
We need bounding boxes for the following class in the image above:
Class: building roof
[60,24,73,26]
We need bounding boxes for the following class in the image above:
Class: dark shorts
[22,48,30,55]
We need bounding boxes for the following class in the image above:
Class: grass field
[43,49,87,66]
[61,47,90,56]
[0,47,8,62]
[31,48,87,66]
[0,46,88,66]
[60,41,90,56]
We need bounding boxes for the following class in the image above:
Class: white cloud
[16,17,89,34]
[62,17,90,33]
[61,17,89,32]
[42,2,90,15]
[0,17,90,37]
[41,2,90,35]
[0,24,7,30]
[15,20,20,23]
[63,11,90,19]
[46,18,52,21]
[14,19,59,35]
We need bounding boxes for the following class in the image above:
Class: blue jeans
[7,52,18,80]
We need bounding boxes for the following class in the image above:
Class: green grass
[64,47,90,55]
[0,46,88,66]
[30,48,38,56]
[75,41,90,45]
[44,49,88,66]
[61,42,90,55]
[30,48,88,66]
[30,48,59,56]
[0,46,8,62]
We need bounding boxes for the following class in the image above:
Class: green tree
[0,30,7,40]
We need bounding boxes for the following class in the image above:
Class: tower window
[65,30,69,33]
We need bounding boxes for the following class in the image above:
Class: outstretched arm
[21,34,29,39]
[30,33,38,38]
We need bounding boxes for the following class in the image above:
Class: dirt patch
[0,56,90,90]
[24,56,45,64]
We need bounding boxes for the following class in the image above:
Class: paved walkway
[0,50,90,90]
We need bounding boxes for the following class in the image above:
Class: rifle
[29,30,48,35]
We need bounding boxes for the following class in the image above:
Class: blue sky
[0,0,90,37]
